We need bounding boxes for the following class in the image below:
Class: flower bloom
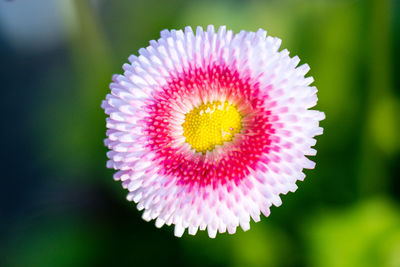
[102,25,325,238]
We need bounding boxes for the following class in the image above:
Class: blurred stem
[62,0,114,172]
[67,0,113,85]
[357,0,393,196]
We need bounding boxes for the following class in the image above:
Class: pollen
[182,101,242,154]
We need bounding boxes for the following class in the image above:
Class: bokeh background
[1,0,399,266]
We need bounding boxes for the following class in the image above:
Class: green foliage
[303,198,400,267]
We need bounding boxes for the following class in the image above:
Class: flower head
[102,25,325,238]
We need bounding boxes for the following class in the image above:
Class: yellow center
[182,101,242,154]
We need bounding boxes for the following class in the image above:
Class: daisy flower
[102,25,325,238]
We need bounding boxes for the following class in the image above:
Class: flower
[102,25,325,238]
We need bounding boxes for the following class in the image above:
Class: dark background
[1,0,399,266]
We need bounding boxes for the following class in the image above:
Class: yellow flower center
[182,101,242,154]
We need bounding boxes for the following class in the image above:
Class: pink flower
[102,25,325,238]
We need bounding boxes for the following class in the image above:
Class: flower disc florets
[182,101,242,153]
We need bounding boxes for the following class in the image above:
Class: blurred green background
[0,0,399,266]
